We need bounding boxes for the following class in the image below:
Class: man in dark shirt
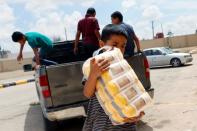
[111,11,141,56]
[74,8,101,58]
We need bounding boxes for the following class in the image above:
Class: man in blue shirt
[111,11,141,56]
[11,31,54,67]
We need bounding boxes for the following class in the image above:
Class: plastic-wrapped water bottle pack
[83,46,152,125]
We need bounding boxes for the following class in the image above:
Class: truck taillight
[144,58,150,78]
[42,90,51,98]
[39,75,51,98]
[39,75,48,86]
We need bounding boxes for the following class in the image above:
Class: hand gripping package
[82,46,152,125]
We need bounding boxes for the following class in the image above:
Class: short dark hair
[111,11,123,22]
[86,7,96,15]
[12,31,24,42]
[101,24,128,42]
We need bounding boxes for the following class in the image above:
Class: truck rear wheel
[42,114,59,131]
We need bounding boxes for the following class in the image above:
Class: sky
[0,0,197,53]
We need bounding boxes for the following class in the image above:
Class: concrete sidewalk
[0,70,33,79]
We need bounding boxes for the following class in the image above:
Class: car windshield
[162,47,174,54]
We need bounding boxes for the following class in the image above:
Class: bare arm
[74,31,81,54]
[33,48,40,65]
[83,58,110,98]
[133,34,141,51]
[94,19,101,41]
[74,31,81,48]
[94,30,101,41]
[19,44,24,55]
[17,44,24,61]
[83,72,98,98]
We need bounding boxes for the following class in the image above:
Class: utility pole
[196,24,197,34]
[64,27,68,41]
[152,21,155,39]
[160,23,164,34]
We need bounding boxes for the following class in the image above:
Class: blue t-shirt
[120,23,136,56]
[25,32,53,56]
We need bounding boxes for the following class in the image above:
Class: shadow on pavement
[137,121,153,131]
[24,105,152,131]
[150,64,193,70]
[58,117,84,131]
[24,105,84,131]
[24,105,44,131]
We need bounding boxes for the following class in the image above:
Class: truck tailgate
[45,53,151,108]
[126,53,151,90]
[46,62,88,107]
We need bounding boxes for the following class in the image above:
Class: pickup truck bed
[35,40,153,131]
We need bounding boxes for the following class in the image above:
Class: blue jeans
[33,50,57,66]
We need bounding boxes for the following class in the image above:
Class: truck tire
[170,58,181,67]
[42,114,59,131]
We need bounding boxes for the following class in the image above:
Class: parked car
[143,47,193,67]
[35,40,154,131]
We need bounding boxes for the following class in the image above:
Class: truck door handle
[55,84,68,88]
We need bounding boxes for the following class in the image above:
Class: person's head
[111,11,123,24]
[86,7,96,17]
[100,24,128,54]
[11,31,26,45]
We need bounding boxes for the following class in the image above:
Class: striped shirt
[82,96,137,131]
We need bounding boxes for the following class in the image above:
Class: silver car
[143,47,193,67]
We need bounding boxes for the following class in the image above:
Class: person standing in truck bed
[74,7,101,58]
[111,11,141,56]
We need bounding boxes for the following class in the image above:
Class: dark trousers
[83,44,99,59]
[33,50,57,66]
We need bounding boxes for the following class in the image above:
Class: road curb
[0,79,35,88]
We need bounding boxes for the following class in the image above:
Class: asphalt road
[0,54,197,131]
